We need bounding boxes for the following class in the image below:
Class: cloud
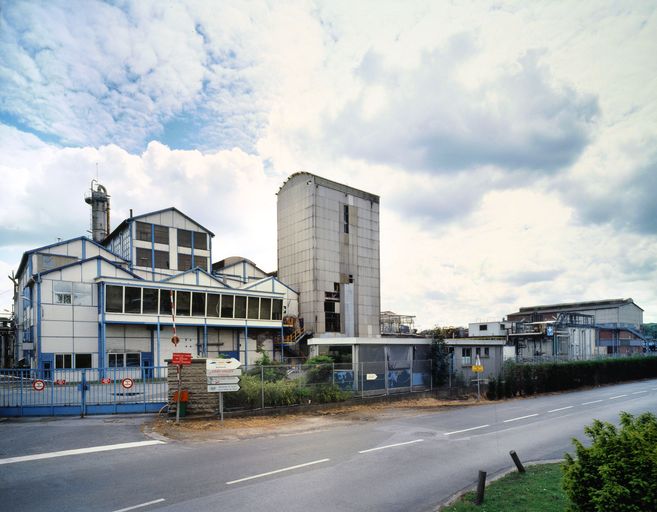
[506,269,563,286]
[327,44,598,174]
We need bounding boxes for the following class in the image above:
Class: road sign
[208,384,240,393]
[208,376,240,385]
[206,357,241,371]
[101,377,112,384]
[472,365,484,373]
[32,379,45,391]
[172,352,192,366]
[366,373,378,380]
[121,378,134,390]
[207,368,242,377]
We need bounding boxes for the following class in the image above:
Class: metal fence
[0,367,168,417]
[512,352,657,365]
[221,359,433,412]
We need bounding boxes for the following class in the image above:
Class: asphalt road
[2,379,656,512]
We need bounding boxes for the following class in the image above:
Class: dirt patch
[144,397,486,442]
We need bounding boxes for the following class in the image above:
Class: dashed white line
[0,440,165,466]
[609,394,627,400]
[444,424,490,436]
[112,499,166,512]
[226,458,330,485]
[631,391,648,395]
[582,399,603,405]
[548,406,574,413]
[359,439,424,453]
[503,413,539,423]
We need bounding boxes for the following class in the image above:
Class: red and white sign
[101,377,112,384]
[172,352,192,366]
[32,379,46,391]
[121,378,134,390]
[54,379,66,386]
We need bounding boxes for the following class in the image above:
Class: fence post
[332,363,335,386]
[475,470,487,505]
[19,369,23,416]
[80,369,87,418]
[410,358,414,392]
[361,362,364,398]
[261,365,265,409]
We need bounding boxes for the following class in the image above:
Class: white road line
[503,413,539,423]
[444,424,490,436]
[631,391,648,395]
[358,439,424,453]
[112,498,166,512]
[609,394,627,400]
[582,399,603,405]
[226,458,330,485]
[548,406,574,413]
[0,440,165,466]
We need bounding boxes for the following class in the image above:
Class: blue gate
[0,367,168,417]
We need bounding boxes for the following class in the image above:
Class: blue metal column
[244,324,248,365]
[156,318,161,370]
[36,276,42,369]
[203,322,208,357]
[98,283,107,379]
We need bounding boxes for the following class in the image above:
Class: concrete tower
[84,180,110,242]
[277,172,380,337]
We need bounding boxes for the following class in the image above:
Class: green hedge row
[487,356,657,400]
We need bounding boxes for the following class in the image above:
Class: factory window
[53,282,72,304]
[272,299,283,320]
[109,352,141,368]
[178,253,192,271]
[160,290,173,315]
[124,287,142,314]
[177,229,192,248]
[126,353,141,367]
[221,295,234,318]
[461,348,472,366]
[479,324,488,331]
[343,205,349,234]
[234,296,247,319]
[176,291,191,316]
[483,347,490,358]
[73,283,92,306]
[154,250,169,269]
[142,288,159,314]
[194,233,207,250]
[75,353,92,368]
[260,298,271,320]
[153,225,169,244]
[136,248,151,267]
[325,312,340,332]
[247,297,260,319]
[207,294,221,317]
[192,292,206,316]
[106,285,123,313]
[324,301,335,312]
[55,354,72,369]
[194,255,208,270]
[136,222,151,241]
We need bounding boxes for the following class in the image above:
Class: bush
[563,412,657,512]
[305,355,334,384]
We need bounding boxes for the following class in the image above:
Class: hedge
[487,356,657,400]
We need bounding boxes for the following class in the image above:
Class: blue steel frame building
[13,207,298,377]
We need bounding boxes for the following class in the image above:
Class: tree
[563,412,657,511]
[430,328,450,386]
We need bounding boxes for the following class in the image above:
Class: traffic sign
[208,376,240,385]
[366,373,378,381]
[208,384,240,393]
[207,368,242,377]
[121,378,134,389]
[32,379,45,391]
[206,358,241,371]
[172,352,192,366]
[472,365,484,373]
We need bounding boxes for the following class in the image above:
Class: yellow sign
[472,365,484,373]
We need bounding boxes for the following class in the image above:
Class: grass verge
[442,463,569,511]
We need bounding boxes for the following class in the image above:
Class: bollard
[474,470,487,505]
[510,450,526,473]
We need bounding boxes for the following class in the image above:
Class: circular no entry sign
[32,379,46,391]
[121,378,134,390]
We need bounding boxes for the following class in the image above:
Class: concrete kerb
[434,458,566,511]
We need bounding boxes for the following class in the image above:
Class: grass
[443,463,569,512]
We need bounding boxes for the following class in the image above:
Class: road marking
[548,406,574,413]
[503,413,539,423]
[582,399,603,405]
[444,424,490,436]
[631,391,648,395]
[112,499,166,512]
[226,458,330,485]
[0,440,165,466]
[609,394,627,400]
[358,439,424,453]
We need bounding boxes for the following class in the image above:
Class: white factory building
[14,185,298,375]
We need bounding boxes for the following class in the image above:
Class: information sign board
[208,384,240,393]
[172,352,192,366]
[208,376,240,385]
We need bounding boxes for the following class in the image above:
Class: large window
[160,290,173,315]
[207,294,220,317]
[142,288,158,314]
[260,298,271,320]
[136,222,151,241]
[109,352,141,368]
[221,295,234,318]
[137,222,168,244]
[178,229,207,250]
[194,256,208,270]
[153,225,169,244]
[234,296,247,319]
[53,282,72,304]
[272,299,283,320]
[192,293,206,316]
[124,287,142,314]
[178,253,192,271]
[176,291,191,316]
[461,347,472,366]
[247,297,260,319]
[154,250,169,269]
[72,283,92,306]
[343,204,349,234]
[136,248,151,267]
[194,233,207,250]
[106,285,123,313]
[75,353,92,368]
[55,354,72,369]
[177,229,192,248]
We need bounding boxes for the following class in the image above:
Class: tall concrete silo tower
[84,180,110,242]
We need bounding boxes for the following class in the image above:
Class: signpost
[172,352,192,424]
[121,378,134,390]
[32,379,45,392]
[472,355,484,401]
[206,358,242,421]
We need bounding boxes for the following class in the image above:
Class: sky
[1,0,656,329]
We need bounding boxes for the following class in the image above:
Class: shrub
[305,355,334,384]
[563,412,657,512]
[249,352,288,382]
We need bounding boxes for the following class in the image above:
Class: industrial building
[277,172,381,338]
[12,181,298,376]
